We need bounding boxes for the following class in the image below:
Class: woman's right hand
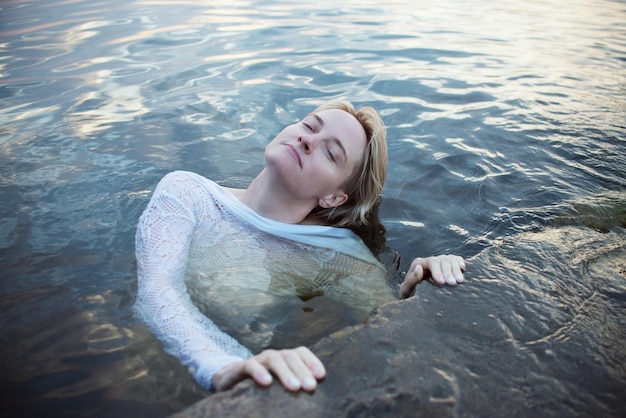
[211,346,326,392]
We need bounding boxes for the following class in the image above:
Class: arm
[134,171,253,389]
[135,171,325,392]
[399,254,466,298]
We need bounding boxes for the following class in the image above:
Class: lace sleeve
[134,171,252,389]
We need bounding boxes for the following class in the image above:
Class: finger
[262,350,301,391]
[243,357,273,387]
[400,264,423,298]
[402,263,424,297]
[212,361,246,391]
[438,256,457,285]
[283,349,319,391]
[452,256,465,283]
[213,359,271,392]
[282,350,314,391]
[441,255,464,285]
[295,346,326,379]
[428,258,446,285]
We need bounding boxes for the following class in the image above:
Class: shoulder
[160,170,208,184]
[152,171,220,208]
[222,186,245,199]
[155,171,221,194]
[160,171,243,196]
[156,171,247,212]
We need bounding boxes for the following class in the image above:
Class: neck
[239,168,318,224]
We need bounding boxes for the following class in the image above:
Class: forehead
[315,108,367,152]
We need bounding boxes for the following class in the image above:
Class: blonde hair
[306,101,387,227]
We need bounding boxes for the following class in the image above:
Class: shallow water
[0,0,625,416]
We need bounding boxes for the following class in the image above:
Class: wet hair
[306,101,387,228]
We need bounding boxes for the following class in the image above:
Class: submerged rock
[172,226,626,418]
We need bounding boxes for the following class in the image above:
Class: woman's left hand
[400,255,466,298]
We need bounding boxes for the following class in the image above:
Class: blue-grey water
[0,0,625,417]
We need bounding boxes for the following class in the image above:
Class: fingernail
[456,274,464,282]
[289,377,300,388]
[303,377,316,389]
[313,365,326,377]
[447,276,456,285]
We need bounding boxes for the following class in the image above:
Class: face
[264,108,367,207]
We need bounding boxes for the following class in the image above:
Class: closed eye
[326,147,336,162]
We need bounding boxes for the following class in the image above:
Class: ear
[319,191,348,208]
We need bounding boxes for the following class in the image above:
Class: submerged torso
[185,196,395,352]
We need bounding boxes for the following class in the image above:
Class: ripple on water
[0,0,625,416]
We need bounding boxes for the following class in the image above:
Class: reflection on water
[0,0,625,416]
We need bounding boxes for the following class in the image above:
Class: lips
[285,144,302,168]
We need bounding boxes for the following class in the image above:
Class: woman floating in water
[134,101,466,393]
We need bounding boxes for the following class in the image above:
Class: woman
[134,101,466,393]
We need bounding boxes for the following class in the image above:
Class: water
[0,0,624,416]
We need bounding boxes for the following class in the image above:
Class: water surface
[1,0,625,416]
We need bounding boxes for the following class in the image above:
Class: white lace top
[134,171,394,389]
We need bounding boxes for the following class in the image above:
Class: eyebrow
[312,113,347,163]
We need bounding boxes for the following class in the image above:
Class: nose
[297,134,316,154]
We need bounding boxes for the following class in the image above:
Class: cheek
[314,162,350,189]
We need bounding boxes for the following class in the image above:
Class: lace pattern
[135,172,252,388]
[134,171,394,389]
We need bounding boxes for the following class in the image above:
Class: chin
[265,155,294,178]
